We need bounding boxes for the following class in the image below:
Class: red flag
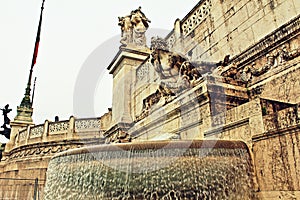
[33,40,40,65]
[31,0,45,69]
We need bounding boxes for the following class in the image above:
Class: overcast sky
[0,0,199,138]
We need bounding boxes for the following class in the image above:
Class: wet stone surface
[44,145,255,200]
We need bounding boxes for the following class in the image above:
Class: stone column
[105,46,150,141]
[4,119,34,155]
[108,47,150,125]
[4,103,34,153]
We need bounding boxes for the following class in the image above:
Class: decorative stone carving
[231,15,300,67]
[166,32,176,50]
[18,129,27,141]
[181,0,212,36]
[240,64,253,83]
[135,88,163,122]
[216,16,300,85]
[150,36,169,51]
[4,144,82,161]
[221,63,238,79]
[150,48,202,91]
[75,119,101,131]
[249,46,300,78]
[49,121,69,134]
[135,43,212,121]
[219,45,300,84]
[263,106,298,132]
[118,7,151,47]
[118,16,133,45]
[136,62,151,81]
[105,130,131,144]
[30,125,44,138]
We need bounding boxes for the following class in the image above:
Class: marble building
[0,0,299,199]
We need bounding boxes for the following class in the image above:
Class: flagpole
[31,77,37,106]
[20,0,45,108]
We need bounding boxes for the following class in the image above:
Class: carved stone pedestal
[106,46,150,141]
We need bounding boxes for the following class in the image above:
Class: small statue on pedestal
[118,7,151,47]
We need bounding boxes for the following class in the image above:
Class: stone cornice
[252,125,300,142]
[1,138,103,162]
[107,47,150,74]
[231,14,300,68]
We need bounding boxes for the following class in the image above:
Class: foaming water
[44,140,256,200]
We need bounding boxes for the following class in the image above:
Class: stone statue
[150,48,203,92]
[136,37,219,121]
[118,7,151,47]
[1,104,12,125]
[150,36,169,51]
[0,104,12,139]
[118,15,133,45]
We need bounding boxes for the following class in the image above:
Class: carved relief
[3,144,82,162]
[135,88,164,122]
[219,45,300,83]
[231,15,300,66]
[118,7,151,47]
[134,38,211,122]
[249,46,300,78]
[105,130,131,144]
[248,86,264,99]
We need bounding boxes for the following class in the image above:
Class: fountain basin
[44,140,256,199]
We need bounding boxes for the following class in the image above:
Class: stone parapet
[6,117,107,155]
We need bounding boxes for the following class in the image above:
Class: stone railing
[49,121,69,135]
[181,0,212,36]
[165,30,176,49]
[15,117,104,147]
[18,129,27,142]
[29,124,44,138]
[75,118,101,132]
[263,106,299,133]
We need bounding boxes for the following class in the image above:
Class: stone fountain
[43,8,258,199]
[44,140,256,199]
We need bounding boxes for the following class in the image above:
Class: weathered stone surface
[1,0,300,199]
[253,131,300,191]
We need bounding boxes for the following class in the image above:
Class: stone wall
[129,82,212,140]
[253,129,300,199]
[132,61,160,121]
[260,59,300,103]
[204,99,264,145]
[0,113,112,199]
[168,0,299,62]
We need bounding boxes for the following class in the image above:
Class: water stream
[44,140,256,200]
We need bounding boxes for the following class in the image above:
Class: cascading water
[44,140,256,200]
